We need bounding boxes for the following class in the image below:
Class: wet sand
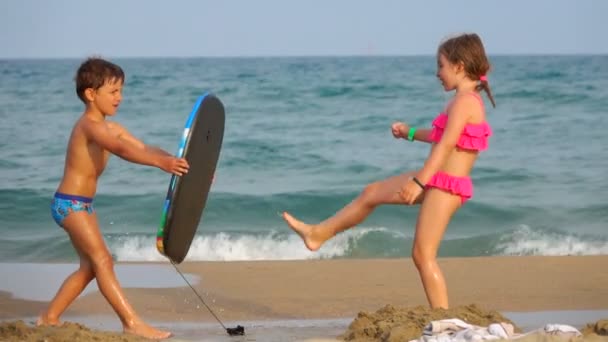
[1,256,607,341]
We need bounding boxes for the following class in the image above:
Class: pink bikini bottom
[426,171,473,204]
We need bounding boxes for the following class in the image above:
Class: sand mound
[582,319,608,336]
[340,304,518,342]
[0,320,147,342]
[340,304,608,342]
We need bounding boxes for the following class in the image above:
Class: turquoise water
[1,56,607,262]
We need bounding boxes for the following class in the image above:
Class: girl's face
[436,53,462,91]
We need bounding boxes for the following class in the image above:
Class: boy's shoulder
[71,115,115,144]
[105,120,128,137]
[76,115,123,133]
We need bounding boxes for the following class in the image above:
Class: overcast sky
[1,0,606,58]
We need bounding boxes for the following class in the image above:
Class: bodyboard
[156,93,225,263]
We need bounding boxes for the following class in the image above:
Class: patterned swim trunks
[50,192,95,227]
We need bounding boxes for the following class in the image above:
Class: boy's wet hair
[438,33,496,107]
[75,57,125,103]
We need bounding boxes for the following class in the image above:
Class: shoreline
[2,257,608,317]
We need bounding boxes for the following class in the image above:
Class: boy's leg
[411,188,461,309]
[283,171,423,251]
[61,211,171,339]
[37,248,94,325]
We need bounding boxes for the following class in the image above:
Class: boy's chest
[87,143,110,175]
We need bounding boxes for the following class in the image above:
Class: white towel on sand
[409,318,582,342]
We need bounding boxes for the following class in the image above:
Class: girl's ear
[84,88,95,102]
[455,61,465,74]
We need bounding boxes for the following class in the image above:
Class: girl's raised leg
[283,171,423,251]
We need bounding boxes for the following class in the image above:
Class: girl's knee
[361,183,380,205]
[411,245,437,269]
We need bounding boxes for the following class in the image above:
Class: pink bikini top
[428,94,492,151]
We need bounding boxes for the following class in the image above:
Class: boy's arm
[82,120,187,176]
[107,122,173,157]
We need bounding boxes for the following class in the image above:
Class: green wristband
[407,127,416,141]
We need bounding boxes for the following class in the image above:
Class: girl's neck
[454,78,478,94]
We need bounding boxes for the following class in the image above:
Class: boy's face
[86,78,123,116]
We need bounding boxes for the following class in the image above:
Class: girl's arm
[393,122,433,143]
[410,128,434,143]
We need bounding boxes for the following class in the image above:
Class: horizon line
[1,52,607,61]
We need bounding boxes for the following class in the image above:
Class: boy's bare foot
[124,321,172,340]
[282,212,323,251]
[36,314,60,326]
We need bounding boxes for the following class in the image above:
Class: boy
[38,57,188,340]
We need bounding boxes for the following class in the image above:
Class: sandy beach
[1,256,607,341]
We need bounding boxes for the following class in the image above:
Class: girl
[282,33,496,309]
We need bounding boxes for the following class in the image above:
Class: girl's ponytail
[477,76,496,108]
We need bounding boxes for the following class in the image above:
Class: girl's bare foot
[36,314,60,326]
[124,321,172,340]
[282,212,324,251]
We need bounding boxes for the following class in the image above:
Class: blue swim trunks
[50,192,95,227]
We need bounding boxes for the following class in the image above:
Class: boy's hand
[391,122,409,139]
[161,156,190,176]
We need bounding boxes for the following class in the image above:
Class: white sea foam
[112,228,390,262]
[496,225,608,256]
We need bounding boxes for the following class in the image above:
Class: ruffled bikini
[425,93,492,204]
[428,112,491,151]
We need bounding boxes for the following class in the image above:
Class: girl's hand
[398,177,424,204]
[391,122,409,139]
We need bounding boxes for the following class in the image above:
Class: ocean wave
[1,223,606,262]
[111,228,391,262]
[495,225,608,256]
